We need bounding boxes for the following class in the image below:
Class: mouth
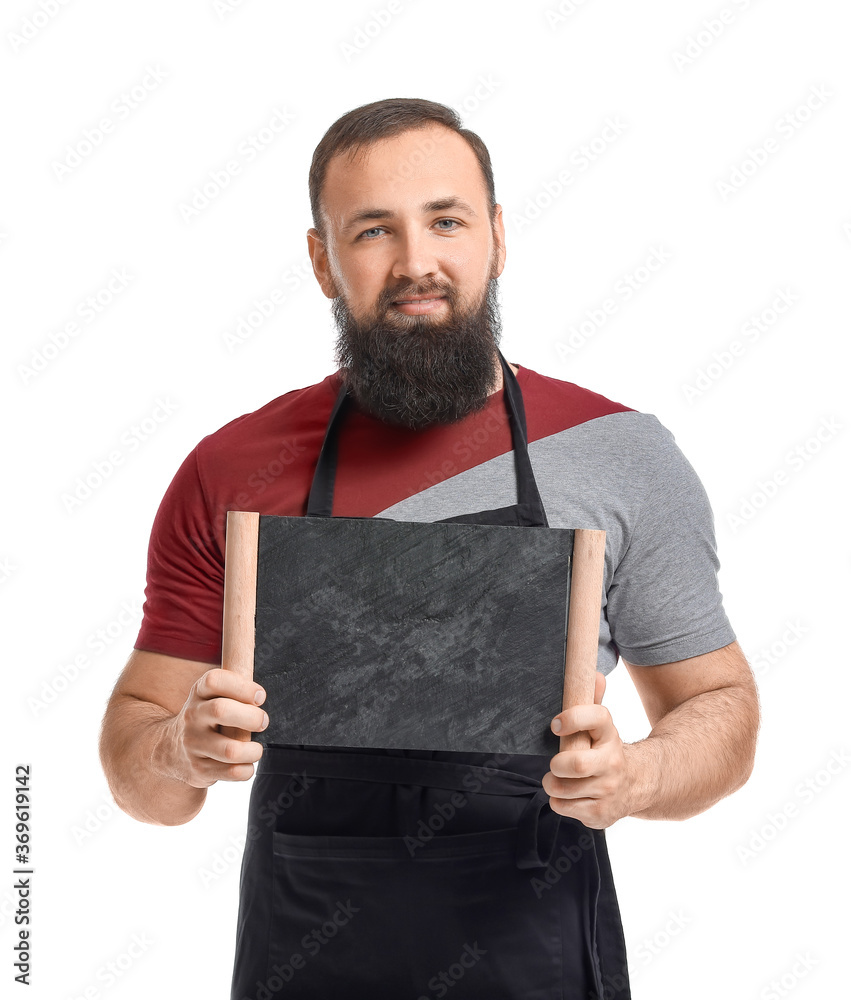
[392,296,447,315]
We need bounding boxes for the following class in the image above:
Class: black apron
[230,352,631,999]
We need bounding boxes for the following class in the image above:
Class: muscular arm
[98,649,267,827]
[621,641,761,821]
[545,641,761,827]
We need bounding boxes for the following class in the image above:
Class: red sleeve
[133,444,225,664]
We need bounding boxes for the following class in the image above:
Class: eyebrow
[340,197,479,235]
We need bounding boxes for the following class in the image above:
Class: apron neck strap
[306,350,542,519]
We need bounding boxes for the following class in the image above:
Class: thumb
[594,670,606,705]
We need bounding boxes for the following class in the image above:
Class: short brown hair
[308,97,497,240]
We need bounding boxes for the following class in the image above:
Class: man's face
[307,124,507,430]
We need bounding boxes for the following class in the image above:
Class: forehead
[322,124,487,227]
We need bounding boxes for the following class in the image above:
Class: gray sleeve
[605,420,736,666]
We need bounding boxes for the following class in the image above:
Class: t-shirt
[134,362,736,672]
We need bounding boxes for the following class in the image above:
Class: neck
[490,360,518,395]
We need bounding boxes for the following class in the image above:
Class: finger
[542,771,602,801]
[187,757,259,786]
[196,668,266,707]
[544,751,619,792]
[203,696,269,735]
[542,770,582,798]
[547,745,598,781]
[547,794,608,828]
[189,732,265,769]
[551,705,611,740]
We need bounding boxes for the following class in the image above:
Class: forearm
[99,695,207,827]
[623,685,760,821]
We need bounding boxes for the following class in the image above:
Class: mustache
[381,283,454,306]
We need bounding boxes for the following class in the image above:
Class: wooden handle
[220,511,260,742]
[560,528,606,753]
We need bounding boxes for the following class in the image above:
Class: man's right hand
[100,650,271,825]
[165,668,269,787]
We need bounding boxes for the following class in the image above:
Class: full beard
[331,272,503,430]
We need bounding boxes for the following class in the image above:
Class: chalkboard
[249,514,574,755]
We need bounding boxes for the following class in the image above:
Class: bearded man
[100,97,759,1000]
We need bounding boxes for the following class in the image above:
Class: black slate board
[252,514,573,755]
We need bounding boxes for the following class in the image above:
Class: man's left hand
[542,671,633,830]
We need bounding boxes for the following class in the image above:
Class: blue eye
[357,219,461,240]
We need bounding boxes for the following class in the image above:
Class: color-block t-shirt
[133,362,735,672]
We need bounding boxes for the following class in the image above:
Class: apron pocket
[265,824,577,999]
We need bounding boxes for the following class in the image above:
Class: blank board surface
[252,514,574,755]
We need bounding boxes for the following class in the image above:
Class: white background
[2,1,849,997]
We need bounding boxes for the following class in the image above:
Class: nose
[390,225,440,284]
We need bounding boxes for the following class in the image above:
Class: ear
[307,228,339,299]
[491,204,506,278]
